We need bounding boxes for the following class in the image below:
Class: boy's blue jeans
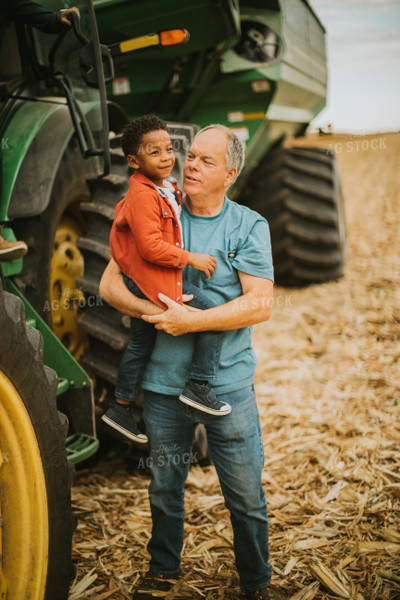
[115,276,223,401]
[143,385,271,591]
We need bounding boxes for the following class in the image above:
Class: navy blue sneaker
[101,401,148,443]
[179,380,231,416]
[132,570,183,599]
[245,586,284,599]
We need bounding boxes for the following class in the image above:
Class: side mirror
[80,43,114,88]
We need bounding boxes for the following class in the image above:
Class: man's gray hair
[195,124,245,181]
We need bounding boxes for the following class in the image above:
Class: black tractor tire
[0,283,74,600]
[245,146,346,286]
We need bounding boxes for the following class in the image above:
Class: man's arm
[99,259,163,318]
[11,1,79,33]
[142,271,273,336]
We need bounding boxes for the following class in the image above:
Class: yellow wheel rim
[0,371,48,600]
[50,214,88,361]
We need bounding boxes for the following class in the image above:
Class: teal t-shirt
[141,197,274,396]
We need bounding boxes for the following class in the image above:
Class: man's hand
[144,273,273,334]
[57,7,80,26]
[187,253,216,279]
[142,294,194,335]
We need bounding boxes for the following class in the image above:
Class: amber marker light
[159,29,190,47]
[110,29,190,58]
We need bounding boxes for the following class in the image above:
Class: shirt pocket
[160,209,176,234]
[208,248,239,286]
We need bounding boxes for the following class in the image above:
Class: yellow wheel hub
[0,371,48,600]
[50,214,88,361]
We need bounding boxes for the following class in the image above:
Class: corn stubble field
[69,132,400,600]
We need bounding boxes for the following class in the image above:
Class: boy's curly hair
[120,114,169,157]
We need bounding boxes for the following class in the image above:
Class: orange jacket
[109,172,189,308]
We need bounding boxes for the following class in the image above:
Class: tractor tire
[13,135,94,360]
[13,133,130,388]
[0,284,74,600]
[246,146,346,286]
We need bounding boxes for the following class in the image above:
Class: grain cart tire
[0,285,74,600]
[248,146,346,286]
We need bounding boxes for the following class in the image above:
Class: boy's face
[127,129,175,186]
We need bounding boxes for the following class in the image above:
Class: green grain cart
[0,1,344,597]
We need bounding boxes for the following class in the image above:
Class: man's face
[183,129,236,200]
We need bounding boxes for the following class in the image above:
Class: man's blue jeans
[115,276,223,401]
[143,385,271,592]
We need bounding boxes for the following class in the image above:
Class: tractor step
[66,433,99,464]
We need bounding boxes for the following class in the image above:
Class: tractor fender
[4,102,75,220]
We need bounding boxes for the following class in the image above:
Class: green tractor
[0,0,345,597]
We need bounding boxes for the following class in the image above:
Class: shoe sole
[101,415,148,443]
[179,394,231,416]
[0,246,28,260]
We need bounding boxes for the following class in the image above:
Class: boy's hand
[187,253,217,279]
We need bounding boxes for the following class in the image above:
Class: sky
[308,0,400,133]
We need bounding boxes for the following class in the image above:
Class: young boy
[102,115,230,443]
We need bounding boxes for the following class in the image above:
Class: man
[100,125,282,600]
[0,1,80,260]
